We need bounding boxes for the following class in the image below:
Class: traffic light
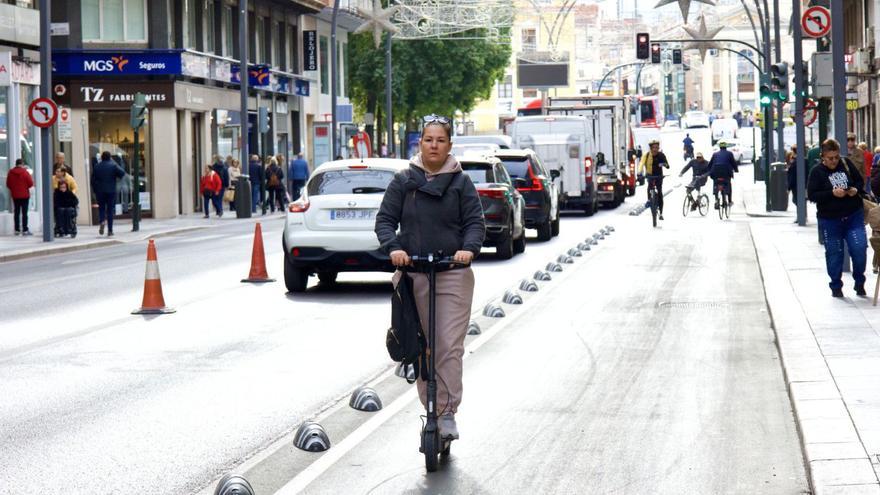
[130,92,147,129]
[798,64,810,98]
[258,107,270,133]
[672,49,682,65]
[651,43,661,64]
[771,62,789,102]
[755,111,763,129]
[759,76,772,106]
[636,33,650,60]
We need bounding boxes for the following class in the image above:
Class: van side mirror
[550,169,560,179]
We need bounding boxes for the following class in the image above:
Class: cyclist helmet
[718,140,728,148]
[648,139,660,146]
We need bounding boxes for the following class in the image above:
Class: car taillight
[291,248,300,257]
[348,164,368,169]
[289,200,310,213]
[584,157,593,180]
[478,188,506,199]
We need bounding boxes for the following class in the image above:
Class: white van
[510,115,598,215]
[711,118,739,143]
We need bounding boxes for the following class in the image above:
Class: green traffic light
[760,95,772,105]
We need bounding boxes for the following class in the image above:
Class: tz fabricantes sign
[68,81,175,109]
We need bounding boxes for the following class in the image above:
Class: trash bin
[769,162,788,211]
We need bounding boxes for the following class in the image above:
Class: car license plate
[330,209,376,221]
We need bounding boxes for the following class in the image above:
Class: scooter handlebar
[409,254,467,268]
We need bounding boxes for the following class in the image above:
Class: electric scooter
[410,253,458,472]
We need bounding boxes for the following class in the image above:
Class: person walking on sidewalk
[53,180,79,237]
[6,158,34,235]
[289,153,310,202]
[375,114,485,440]
[226,159,241,211]
[248,155,264,214]
[211,155,229,209]
[265,156,286,212]
[91,151,125,236]
[200,165,222,218]
[807,138,868,298]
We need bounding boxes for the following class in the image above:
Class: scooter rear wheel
[422,429,439,472]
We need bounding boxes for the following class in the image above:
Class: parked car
[282,158,409,292]
[459,155,526,259]
[682,111,710,129]
[493,148,560,241]
[452,142,500,158]
[452,134,513,149]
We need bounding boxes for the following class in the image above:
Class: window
[523,88,538,98]
[277,21,287,70]
[497,74,513,98]
[222,5,234,56]
[342,42,349,97]
[521,28,536,52]
[287,24,296,71]
[204,0,215,53]
[255,17,264,63]
[320,35,329,94]
[184,0,198,49]
[82,0,148,42]
[270,21,278,66]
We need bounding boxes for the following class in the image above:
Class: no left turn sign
[802,6,831,38]
[28,97,58,128]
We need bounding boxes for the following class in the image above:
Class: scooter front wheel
[422,429,439,472]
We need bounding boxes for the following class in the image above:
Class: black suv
[494,149,560,241]
[459,155,526,259]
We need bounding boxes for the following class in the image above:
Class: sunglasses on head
[422,114,450,125]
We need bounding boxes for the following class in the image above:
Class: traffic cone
[132,240,175,314]
[242,222,276,283]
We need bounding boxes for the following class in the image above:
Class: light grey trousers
[402,267,474,415]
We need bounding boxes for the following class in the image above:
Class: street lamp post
[773,0,784,163]
[331,0,341,159]
[236,0,252,218]
[39,0,52,241]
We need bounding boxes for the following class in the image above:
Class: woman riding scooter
[375,114,485,442]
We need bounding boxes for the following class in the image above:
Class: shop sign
[294,79,309,97]
[57,107,72,142]
[13,58,39,85]
[181,52,210,78]
[0,51,10,86]
[858,81,870,107]
[53,50,183,76]
[213,60,232,82]
[846,91,859,112]
[231,63,270,87]
[303,31,318,71]
[174,82,240,112]
[69,81,175,109]
[275,100,288,114]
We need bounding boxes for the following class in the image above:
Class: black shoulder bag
[386,269,426,383]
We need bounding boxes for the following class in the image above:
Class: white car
[452,142,500,158]
[282,158,410,292]
[712,139,744,163]
[683,111,710,129]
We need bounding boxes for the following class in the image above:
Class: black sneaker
[14,230,20,236]
[659,214,664,220]
[855,283,867,297]
[22,230,33,236]
[99,223,105,235]
[714,203,720,210]
[832,288,844,298]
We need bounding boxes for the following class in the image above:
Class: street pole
[830,0,846,150]
[39,0,51,242]
[792,0,806,226]
[385,31,394,156]
[331,0,340,159]
[773,0,784,162]
[758,0,773,211]
[133,127,140,231]
[236,0,252,218]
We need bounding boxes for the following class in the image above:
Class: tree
[348,31,511,135]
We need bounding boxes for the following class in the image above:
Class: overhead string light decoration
[391,0,515,42]
[682,12,724,61]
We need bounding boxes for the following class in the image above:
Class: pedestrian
[248,154,263,214]
[846,133,866,182]
[53,180,79,237]
[226,159,241,211]
[786,144,798,203]
[52,165,77,194]
[265,156,286,212]
[871,146,880,196]
[91,150,126,236]
[859,142,873,194]
[199,165,222,218]
[807,138,868,298]
[289,153,310,202]
[53,152,72,176]
[375,114,485,440]
[211,155,229,207]
[5,158,34,235]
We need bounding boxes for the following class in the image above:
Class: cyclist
[638,138,671,220]
[705,140,739,209]
[679,151,710,210]
[682,133,695,161]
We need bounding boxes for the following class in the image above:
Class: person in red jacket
[6,158,34,235]
[199,165,222,218]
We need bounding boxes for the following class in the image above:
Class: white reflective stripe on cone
[145,261,161,280]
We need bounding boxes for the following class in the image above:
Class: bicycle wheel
[698,194,709,216]
[682,194,691,217]
[650,190,658,228]
[724,192,731,219]
[717,196,724,220]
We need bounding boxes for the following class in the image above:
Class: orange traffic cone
[242,222,276,283]
[132,240,176,314]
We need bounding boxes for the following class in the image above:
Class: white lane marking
[273,237,598,494]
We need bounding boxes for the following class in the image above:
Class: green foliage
[348,30,511,129]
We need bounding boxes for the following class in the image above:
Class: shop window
[204,0,215,53]
[320,35,329,95]
[82,0,148,43]
[0,89,8,212]
[89,111,152,216]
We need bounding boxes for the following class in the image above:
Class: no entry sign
[803,99,818,127]
[28,97,58,128]
[802,6,831,38]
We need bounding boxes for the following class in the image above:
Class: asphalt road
[250,183,809,495]
[0,202,629,494]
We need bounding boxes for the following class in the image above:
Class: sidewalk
[0,210,285,263]
[744,179,880,494]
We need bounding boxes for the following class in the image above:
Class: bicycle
[714,178,731,220]
[682,184,709,217]
[645,174,667,228]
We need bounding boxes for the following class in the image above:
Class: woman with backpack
[807,138,868,298]
[265,157,286,213]
[375,114,485,441]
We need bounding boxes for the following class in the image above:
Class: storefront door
[88,110,153,219]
